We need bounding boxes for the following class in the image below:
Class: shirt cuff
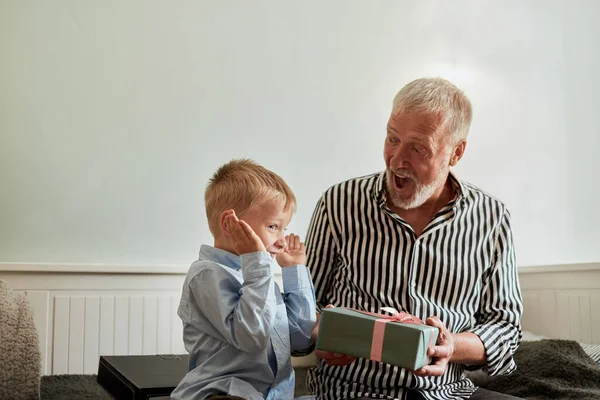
[281,265,313,291]
[240,251,274,279]
[467,324,518,376]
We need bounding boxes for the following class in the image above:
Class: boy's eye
[268,225,278,230]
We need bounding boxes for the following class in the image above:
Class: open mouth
[393,172,414,190]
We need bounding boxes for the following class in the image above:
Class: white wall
[1,0,598,268]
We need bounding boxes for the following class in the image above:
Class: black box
[97,354,189,400]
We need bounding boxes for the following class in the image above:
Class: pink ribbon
[349,307,436,363]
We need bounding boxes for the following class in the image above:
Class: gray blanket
[0,281,42,399]
[476,339,600,400]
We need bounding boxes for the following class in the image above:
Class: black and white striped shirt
[305,171,523,400]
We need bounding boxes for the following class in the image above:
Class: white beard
[385,165,450,210]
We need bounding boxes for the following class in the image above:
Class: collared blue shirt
[171,245,317,400]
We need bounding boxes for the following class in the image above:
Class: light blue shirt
[171,245,317,400]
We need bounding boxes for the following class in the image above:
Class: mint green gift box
[315,307,439,370]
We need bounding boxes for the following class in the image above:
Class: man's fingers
[413,356,448,377]
[414,361,447,377]
[428,345,451,358]
[425,316,447,343]
[314,350,356,366]
[325,356,356,366]
[426,316,445,329]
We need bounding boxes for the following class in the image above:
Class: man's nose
[391,145,410,166]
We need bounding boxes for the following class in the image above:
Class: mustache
[389,168,417,180]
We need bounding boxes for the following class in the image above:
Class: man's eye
[387,136,399,143]
[412,146,424,154]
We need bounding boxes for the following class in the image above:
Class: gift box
[315,307,438,370]
[97,354,189,400]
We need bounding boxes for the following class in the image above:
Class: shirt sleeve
[467,209,523,376]
[305,195,339,311]
[186,252,276,353]
[281,265,317,356]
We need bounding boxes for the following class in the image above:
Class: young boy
[170,159,317,400]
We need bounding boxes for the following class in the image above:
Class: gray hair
[392,77,473,143]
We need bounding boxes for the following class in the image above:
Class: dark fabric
[480,339,600,400]
[470,388,523,399]
[41,375,111,400]
[349,392,423,400]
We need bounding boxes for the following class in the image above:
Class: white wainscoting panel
[48,294,183,374]
[519,263,600,344]
[1,266,188,375]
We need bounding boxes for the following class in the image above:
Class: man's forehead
[388,110,444,137]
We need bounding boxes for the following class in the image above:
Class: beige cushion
[0,281,41,400]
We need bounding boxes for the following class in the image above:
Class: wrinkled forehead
[387,109,446,138]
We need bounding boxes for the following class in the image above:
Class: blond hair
[392,77,473,143]
[205,159,296,237]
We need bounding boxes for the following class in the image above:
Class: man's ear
[449,140,466,166]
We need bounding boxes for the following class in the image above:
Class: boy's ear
[219,209,237,236]
[218,209,234,236]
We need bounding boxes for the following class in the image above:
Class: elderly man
[305,78,523,400]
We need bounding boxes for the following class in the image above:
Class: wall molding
[0,263,190,274]
[518,262,600,274]
[3,261,598,275]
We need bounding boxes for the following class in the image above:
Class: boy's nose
[273,237,286,251]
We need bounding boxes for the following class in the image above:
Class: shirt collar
[374,170,466,206]
[198,245,242,271]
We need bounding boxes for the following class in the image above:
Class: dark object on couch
[97,354,189,399]
[474,339,600,400]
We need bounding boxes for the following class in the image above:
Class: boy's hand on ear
[223,210,266,255]
[276,234,307,267]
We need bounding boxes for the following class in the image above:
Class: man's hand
[313,304,357,366]
[276,234,307,268]
[412,316,454,377]
[222,209,266,255]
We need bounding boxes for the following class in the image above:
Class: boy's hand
[276,234,307,267]
[223,209,266,255]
